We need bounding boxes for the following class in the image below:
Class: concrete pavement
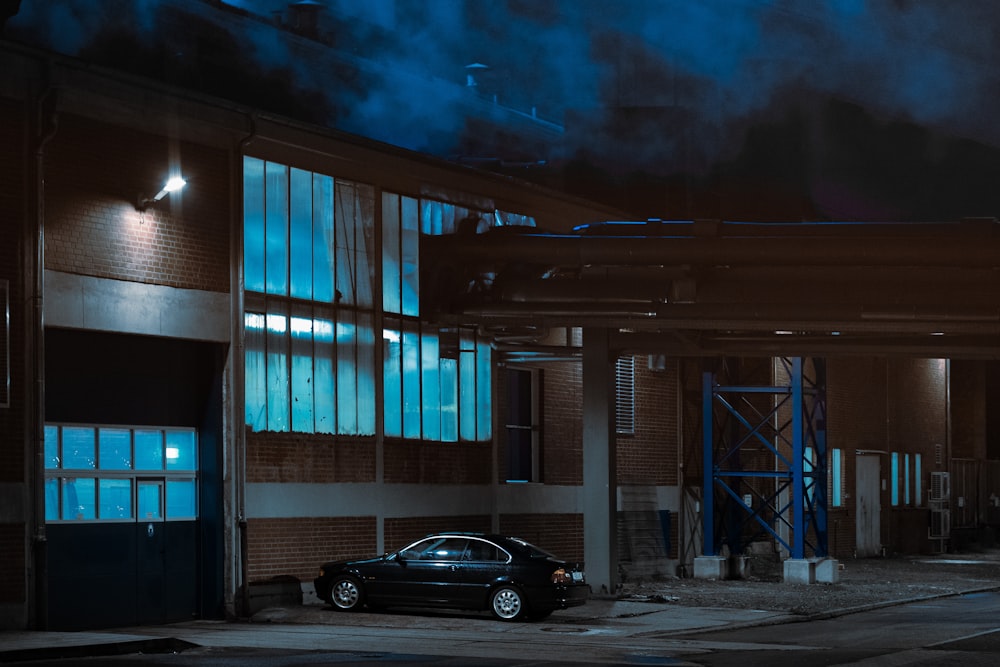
[0,595,796,663]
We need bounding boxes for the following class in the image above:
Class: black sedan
[314,532,588,621]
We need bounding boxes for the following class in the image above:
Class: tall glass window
[244,157,376,435]
[244,157,491,442]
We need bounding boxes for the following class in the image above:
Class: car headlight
[551,568,572,584]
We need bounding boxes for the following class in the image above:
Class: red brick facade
[246,517,377,582]
[44,114,230,292]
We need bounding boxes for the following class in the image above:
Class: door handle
[449,565,459,571]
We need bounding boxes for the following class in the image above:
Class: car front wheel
[330,575,365,611]
[490,584,526,621]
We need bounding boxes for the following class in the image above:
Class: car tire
[489,584,526,621]
[330,575,365,611]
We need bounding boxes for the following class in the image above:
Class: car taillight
[551,568,572,584]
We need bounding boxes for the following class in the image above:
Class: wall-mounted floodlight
[137,176,186,211]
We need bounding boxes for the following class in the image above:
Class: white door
[856,455,881,557]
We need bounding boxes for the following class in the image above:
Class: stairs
[618,485,674,581]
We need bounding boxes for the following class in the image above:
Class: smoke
[8,0,1000,217]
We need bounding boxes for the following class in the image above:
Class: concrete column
[582,328,618,596]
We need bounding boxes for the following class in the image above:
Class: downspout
[233,113,256,618]
[27,72,58,630]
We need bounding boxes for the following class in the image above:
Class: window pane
[267,308,290,432]
[62,477,95,520]
[915,454,922,507]
[460,331,476,442]
[440,357,458,442]
[45,478,59,520]
[135,430,164,470]
[891,452,899,506]
[99,428,132,470]
[314,315,336,434]
[421,332,440,441]
[400,195,419,316]
[166,479,197,519]
[335,181,374,307]
[290,309,315,432]
[383,325,402,438]
[138,482,163,520]
[244,156,266,293]
[99,479,132,519]
[289,167,313,299]
[382,192,401,314]
[476,340,492,440]
[265,161,289,295]
[356,313,376,435]
[166,430,197,470]
[62,427,95,470]
[402,325,421,439]
[313,174,335,303]
[337,313,359,434]
[245,312,268,431]
[44,424,60,469]
[831,449,842,507]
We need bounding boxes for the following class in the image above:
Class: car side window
[464,540,508,562]
[410,537,468,561]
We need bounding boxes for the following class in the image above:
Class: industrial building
[3,1,1000,632]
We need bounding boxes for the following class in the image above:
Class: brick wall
[246,431,375,483]
[948,360,985,460]
[499,513,584,562]
[383,441,491,484]
[540,362,583,485]
[246,516,376,582]
[44,114,230,292]
[618,357,678,485]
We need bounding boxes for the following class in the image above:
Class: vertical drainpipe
[233,114,256,618]
[27,71,58,630]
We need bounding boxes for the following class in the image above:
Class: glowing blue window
[891,452,900,506]
[166,480,197,519]
[166,430,197,470]
[831,449,842,507]
[915,454,922,507]
[62,478,95,520]
[135,430,164,470]
[99,479,132,519]
[62,427,95,469]
[99,428,131,470]
[44,425,198,523]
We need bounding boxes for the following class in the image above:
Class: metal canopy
[421,217,1000,359]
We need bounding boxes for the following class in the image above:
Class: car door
[389,537,469,606]
[458,538,510,608]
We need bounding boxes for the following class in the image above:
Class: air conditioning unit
[929,471,950,502]
[929,508,950,539]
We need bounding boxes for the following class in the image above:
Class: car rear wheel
[330,575,364,611]
[490,585,526,621]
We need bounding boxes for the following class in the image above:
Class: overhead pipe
[423,222,1000,268]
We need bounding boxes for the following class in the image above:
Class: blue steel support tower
[702,357,828,560]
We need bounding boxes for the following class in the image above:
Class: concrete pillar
[582,328,618,596]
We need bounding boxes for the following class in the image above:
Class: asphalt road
[11,591,1000,666]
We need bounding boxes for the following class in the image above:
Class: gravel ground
[618,549,1000,616]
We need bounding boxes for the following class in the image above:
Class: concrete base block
[727,555,750,579]
[815,558,840,583]
[693,556,727,580]
[783,558,817,584]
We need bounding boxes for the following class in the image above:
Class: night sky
[6,0,1000,221]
